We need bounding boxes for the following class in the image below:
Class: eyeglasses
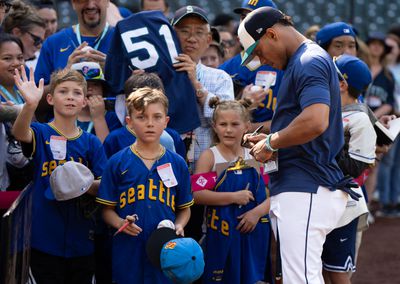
[0,1,12,13]
[333,56,347,84]
[221,39,236,48]
[27,31,43,47]
[176,28,209,40]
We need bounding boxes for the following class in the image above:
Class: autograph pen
[242,125,264,147]
[239,183,251,209]
[114,214,139,237]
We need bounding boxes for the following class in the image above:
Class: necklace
[132,144,164,160]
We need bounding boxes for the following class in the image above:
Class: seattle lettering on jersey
[119,178,176,211]
[41,157,85,177]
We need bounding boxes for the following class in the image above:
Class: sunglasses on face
[0,1,12,13]
[27,31,43,47]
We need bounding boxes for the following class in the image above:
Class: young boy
[322,55,376,284]
[103,72,186,158]
[12,67,107,283]
[72,62,121,143]
[96,87,193,284]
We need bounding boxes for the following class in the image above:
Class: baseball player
[322,55,375,284]
[12,67,107,283]
[238,7,359,283]
[96,88,193,283]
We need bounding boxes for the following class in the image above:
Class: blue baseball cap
[334,54,372,93]
[316,22,356,47]
[160,238,204,284]
[234,0,277,14]
[146,227,205,284]
[238,7,285,65]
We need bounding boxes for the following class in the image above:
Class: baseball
[157,219,175,230]
[81,46,93,53]
[250,85,263,92]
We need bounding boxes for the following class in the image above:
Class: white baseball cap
[45,161,94,201]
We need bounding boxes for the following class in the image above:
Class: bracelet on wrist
[265,133,278,152]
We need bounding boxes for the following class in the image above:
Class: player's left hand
[236,210,259,233]
[248,135,273,162]
[14,66,44,108]
[175,224,185,236]
[87,95,105,119]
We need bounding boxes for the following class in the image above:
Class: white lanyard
[75,23,109,50]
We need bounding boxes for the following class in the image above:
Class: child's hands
[175,224,185,236]
[232,190,254,206]
[236,209,260,233]
[120,215,142,237]
[87,95,105,119]
[14,66,44,108]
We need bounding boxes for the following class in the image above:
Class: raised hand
[14,66,44,108]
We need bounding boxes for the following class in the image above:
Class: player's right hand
[233,190,255,206]
[14,66,44,108]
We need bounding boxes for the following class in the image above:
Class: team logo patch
[196,175,208,187]
[59,46,71,52]
[256,28,263,34]
[343,28,350,34]
[164,241,177,249]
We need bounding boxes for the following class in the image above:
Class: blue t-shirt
[96,146,193,284]
[105,11,200,133]
[269,42,344,195]
[219,53,284,122]
[35,26,114,84]
[27,122,107,257]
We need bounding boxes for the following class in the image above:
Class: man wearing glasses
[240,7,355,284]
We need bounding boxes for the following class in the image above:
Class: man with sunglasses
[240,7,354,284]
[219,0,284,134]
[35,0,114,111]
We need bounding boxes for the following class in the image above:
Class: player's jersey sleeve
[96,154,121,206]
[345,112,377,164]
[173,154,194,209]
[297,55,332,109]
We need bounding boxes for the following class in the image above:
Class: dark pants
[30,249,95,284]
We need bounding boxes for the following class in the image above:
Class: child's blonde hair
[49,68,87,96]
[126,87,168,115]
[209,97,252,143]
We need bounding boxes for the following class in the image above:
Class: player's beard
[81,8,101,29]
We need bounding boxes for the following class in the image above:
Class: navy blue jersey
[270,42,344,195]
[35,26,114,85]
[203,164,270,284]
[77,111,122,135]
[219,53,284,122]
[103,125,186,159]
[105,11,200,133]
[26,122,107,257]
[96,146,193,283]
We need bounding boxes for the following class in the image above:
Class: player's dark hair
[3,0,46,33]
[123,72,165,97]
[0,33,24,54]
[276,15,294,27]
[126,87,168,116]
[49,69,87,97]
[209,97,252,143]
